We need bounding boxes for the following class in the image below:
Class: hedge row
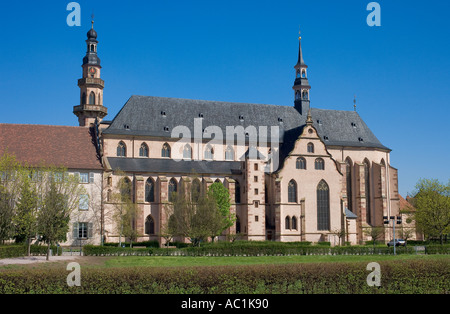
[1,259,448,294]
[82,243,450,257]
[0,245,60,259]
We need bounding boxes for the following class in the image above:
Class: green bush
[0,245,60,259]
[1,260,448,294]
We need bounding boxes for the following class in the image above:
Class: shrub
[1,260,448,294]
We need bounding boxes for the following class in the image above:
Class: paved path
[0,256,81,265]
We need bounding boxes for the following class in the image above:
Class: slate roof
[107,157,242,175]
[104,95,389,152]
[0,124,102,170]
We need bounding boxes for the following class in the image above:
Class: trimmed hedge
[0,245,60,259]
[83,242,450,257]
[1,259,449,294]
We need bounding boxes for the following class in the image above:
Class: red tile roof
[0,124,103,170]
[399,194,415,212]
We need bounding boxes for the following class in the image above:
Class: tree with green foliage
[164,179,235,246]
[13,177,39,256]
[37,168,85,260]
[411,179,450,245]
[110,172,138,247]
[207,182,235,241]
[0,153,24,244]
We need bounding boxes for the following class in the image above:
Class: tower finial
[298,27,302,41]
[306,108,313,125]
[91,13,95,29]
[353,95,357,112]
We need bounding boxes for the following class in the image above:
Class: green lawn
[101,254,450,268]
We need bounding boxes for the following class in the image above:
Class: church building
[70,22,401,246]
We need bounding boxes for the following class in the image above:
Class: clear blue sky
[0,0,448,197]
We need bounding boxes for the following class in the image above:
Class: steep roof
[103,95,389,151]
[0,124,102,170]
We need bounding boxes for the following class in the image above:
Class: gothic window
[161,143,171,158]
[89,92,96,105]
[296,69,301,78]
[117,142,126,157]
[204,145,214,160]
[145,178,155,203]
[307,143,314,153]
[288,180,297,203]
[295,90,301,100]
[81,92,86,105]
[317,180,330,231]
[292,216,298,230]
[315,158,325,170]
[285,216,291,230]
[145,216,155,235]
[183,144,192,159]
[139,143,149,157]
[192,178,201,202]
[296,157,306,170]
[236,215,241,234]
[345,158,353,213]
[225,146,234,161]
[301,69,306,78]
[168,178,177,202]
[235,181,241,204]
[120,177,132,202]
[364,159,371,225]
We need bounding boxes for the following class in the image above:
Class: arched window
[296,157,306,170]
[317,180,330,231]
[288,180,297,203]
[235,181,241,204]
[168,178,177,202]
[302,90,309,100]
[81,92,86,105]
[117,142,126,157]
[191,178,201,202]
[89,92,96,105]
[285,216,291,230]
[295,90,301,100]
[315,158,325,170]
[120,177,132,202]
[162,143,171,158]
[292,216,298,230]
[225,146,234,161]
[364,159,371,225]
[345,158,353,213]
[236,215,241,234]
[183,144,192,159]
[204,145,214,160]
[140,143,149,157]
[301,69,306,78]
[307,143,314,153]
[145,178,155,203]
[145,215,155,235]
[296,69,301,78]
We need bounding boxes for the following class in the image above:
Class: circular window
[308,128,313,134]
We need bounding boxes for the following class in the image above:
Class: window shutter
[88,223,93,238]
[73,223,79,239]
[89,172,94,183]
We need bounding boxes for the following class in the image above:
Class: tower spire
[292,29,311,115]
[73,21,108,127]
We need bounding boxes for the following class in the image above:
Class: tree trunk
[27,237,31,257]
[46,242,51,261]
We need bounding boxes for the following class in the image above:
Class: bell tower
[293,31,311,115]
[73,19,108,127]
